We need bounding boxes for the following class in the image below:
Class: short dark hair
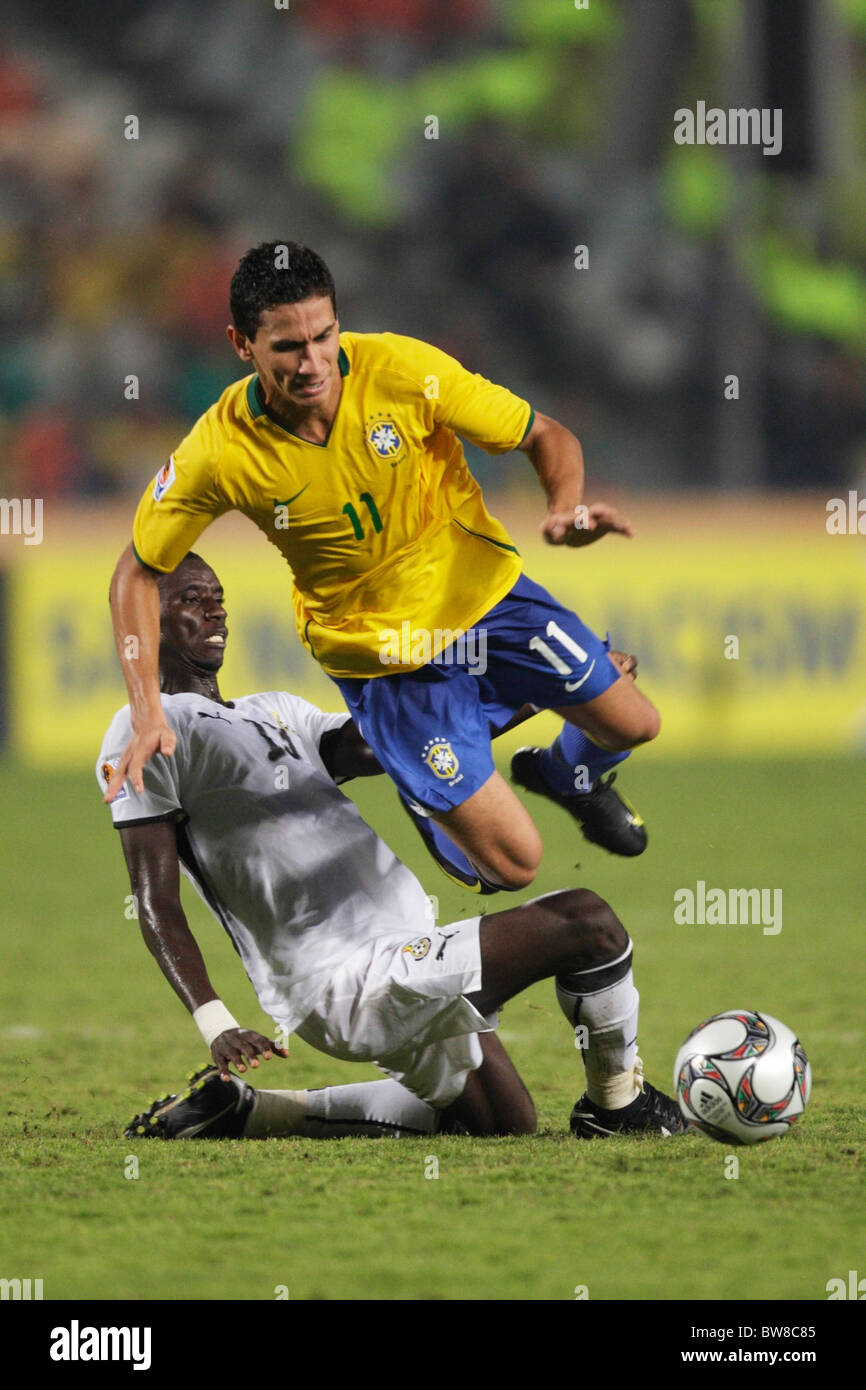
[229,242,337,339]
[157,551,209,600]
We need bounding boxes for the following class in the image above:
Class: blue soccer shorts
[333,573,620,814]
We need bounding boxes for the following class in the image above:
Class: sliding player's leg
[126,1040,535,1142]
[302,886,681,1139]
[438,1032,536,1136]
[125,1064,442,1140]
[460,889,684,1136]
[352,885,681,1138]
[125,913,530,1142]
[126,888,681,1142]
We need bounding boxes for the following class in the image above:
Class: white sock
[555,939,642,1109]
[243,1079,438,1139]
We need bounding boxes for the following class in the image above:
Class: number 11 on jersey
[343,493,383,541]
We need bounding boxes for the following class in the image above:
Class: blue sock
[537,724,630,797]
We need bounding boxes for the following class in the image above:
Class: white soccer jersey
[96,691,432,1032]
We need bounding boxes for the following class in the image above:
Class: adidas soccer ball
[674,1010,811,1144]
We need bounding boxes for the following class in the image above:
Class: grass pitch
[0,752,863,1302]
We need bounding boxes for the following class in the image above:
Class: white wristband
[193,999,240,1048]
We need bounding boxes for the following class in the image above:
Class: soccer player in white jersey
[99,553,683,1140]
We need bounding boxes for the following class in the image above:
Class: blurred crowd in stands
[1,0,865,502]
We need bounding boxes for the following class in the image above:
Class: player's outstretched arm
[119,822,287,1079]
[105,545,175,802]
[521,411,584,541]
[520,414,634,548]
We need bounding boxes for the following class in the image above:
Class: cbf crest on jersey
[422,738,460,781]
[153,455,176,502]
[365,418,406,464]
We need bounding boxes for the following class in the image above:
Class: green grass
[0,754,864,1301]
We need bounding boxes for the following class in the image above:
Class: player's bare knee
[601,699,660,752]
[483,832,542,890]
[605,714,659,752]
[479,861,536,891]
[504,858,539,890]
[639,703,661,744]
[578,891,626,959]
[627,701,660,747]
[545,887,626,960]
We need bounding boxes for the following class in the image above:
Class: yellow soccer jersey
[132,332,533,678]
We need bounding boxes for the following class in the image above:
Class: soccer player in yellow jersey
[107,242,660,894]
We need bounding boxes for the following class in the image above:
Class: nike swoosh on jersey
[564,659,596,692]
[276,484,310,507]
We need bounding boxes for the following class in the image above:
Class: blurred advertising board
[2,497,864,766]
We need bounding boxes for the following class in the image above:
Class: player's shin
[242,1079,438,1138]
[554,940,642,1109]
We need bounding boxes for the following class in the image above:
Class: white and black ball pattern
[674,1010,811,1144]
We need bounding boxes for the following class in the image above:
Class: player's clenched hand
[211,1028,289,1082]
[609,650,638,680]
[542,502,634,547]
[104,723,177,802]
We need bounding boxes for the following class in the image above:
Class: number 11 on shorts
[529,620,589,675]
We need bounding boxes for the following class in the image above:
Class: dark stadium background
[2,0,865,500]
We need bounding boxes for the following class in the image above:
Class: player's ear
[226,325,253,361]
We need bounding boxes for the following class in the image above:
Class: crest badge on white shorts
[402,935,431,961]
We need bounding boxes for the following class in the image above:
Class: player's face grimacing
[227,295,341,417]
[159,561,228,676]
